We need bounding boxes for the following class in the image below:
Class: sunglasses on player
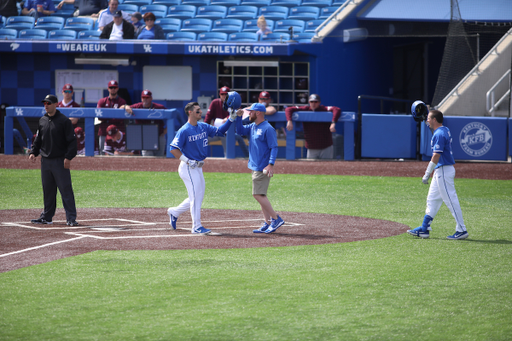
[63,90,72,94]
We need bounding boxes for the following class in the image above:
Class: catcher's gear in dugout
[223,91,242,111]
[411,100,428,122]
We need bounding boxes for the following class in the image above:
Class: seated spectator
[256,15,271,41]
[120,89,167,156]
[56,0,107,17]
[135,12,164,40]
[99,10,134,40]
[131,12,143,29]
[103,124,134,156]
[96,0,130,31]
[22,0,55,19]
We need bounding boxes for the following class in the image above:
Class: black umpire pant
[40,157,77,222]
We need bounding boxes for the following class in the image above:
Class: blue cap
[247,103,266,112]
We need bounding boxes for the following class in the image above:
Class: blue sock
[422,215,433,230]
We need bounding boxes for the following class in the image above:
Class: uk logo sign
[459,122,493,157]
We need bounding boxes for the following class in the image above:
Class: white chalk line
[0,236,87,258]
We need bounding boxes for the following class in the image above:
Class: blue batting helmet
[411,100,428,122]
[223,91,242,111]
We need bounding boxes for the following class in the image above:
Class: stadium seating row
[0,16,322,34]
[62,0,348,8]
[0,27,315,41]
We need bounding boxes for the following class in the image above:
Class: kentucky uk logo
[459,122,492,157]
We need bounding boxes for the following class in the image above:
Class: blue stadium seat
[140,4,169,18]
[211,18,243,33]
[117,4,139,13]
[269,0,301,8]
[0,28,18,39]
[78,29,101,39]
[261,32,289,41]
[155,18,181,33]
[181,0,209,5]
[196,5,227,20]
[197,31,227,41]
[259,6,288,20]
[293,32,315,42]
[319,6,337,19]
[242,18,273,32]
[240,0,270,7]
[228,31,257,41]
[301,0,332,7]
[48,29,77,39]
[35,16,65,32]
[152,0,180,4]
[332,0,348,6]
[123,0,151,6]
[304,19,323,32]
[210,0,240,5]
[64,17,95,31]
[167,5,196,19]
[18,29,47,39]
[273,19,305,33]
[226,5,258,20]
[180,18,212,32]
[288,6,320,21]
[5,16,35,30]
[52,3,76,18]
[166,31,197,40]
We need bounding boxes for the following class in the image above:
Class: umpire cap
[41,94,58,104]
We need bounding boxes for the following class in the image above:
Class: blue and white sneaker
[407,226,430,239]
[167,208,177,229]
[192,226,211,235]
[253,222,270,233]
[265,215,285,234]
[447,231,469,240]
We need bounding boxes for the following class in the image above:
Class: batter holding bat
[167,100,237,235]
[407,102,468,240]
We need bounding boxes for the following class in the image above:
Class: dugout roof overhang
[357,0,512,23]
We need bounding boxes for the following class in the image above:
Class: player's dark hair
[184,102,199,116]
[429,109,443,124]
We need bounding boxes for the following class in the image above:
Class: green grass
[1,168,511,340]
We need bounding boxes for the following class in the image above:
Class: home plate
[208,231,222,236]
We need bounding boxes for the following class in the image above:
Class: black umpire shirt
[31,110,77,160]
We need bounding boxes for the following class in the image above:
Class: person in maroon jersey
[75,127,85,155]
[97,80,126,155]
[103,124,134,156]
[58,83,81,128]
[120,89,167,156]
[204,86,248,157]
[285,94,341,159]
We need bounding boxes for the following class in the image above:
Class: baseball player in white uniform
[407,109,468,240]
[167,101,236,235]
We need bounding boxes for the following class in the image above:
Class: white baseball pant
[168,161,205,232]
[425,165,466,232]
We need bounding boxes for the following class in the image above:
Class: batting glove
[422,173,430,184]
[188,160,198,169]
[228,108,237,122]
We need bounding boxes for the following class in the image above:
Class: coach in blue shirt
[235,103,285,234]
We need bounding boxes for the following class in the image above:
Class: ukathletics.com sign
[185,44,274,55]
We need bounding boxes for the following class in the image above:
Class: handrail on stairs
[486,69,511,116]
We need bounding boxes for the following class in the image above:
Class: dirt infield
[0,154,510,273]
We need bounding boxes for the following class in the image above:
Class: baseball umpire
[29,94,79,226]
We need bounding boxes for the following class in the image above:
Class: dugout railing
[4,107,357,160]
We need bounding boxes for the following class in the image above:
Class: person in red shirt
[121,89,167,156]
[204,86,248,157]
[97,80,126,155]
[103,124,133,156]
[285,94,341,159]
[58,83,81,128]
